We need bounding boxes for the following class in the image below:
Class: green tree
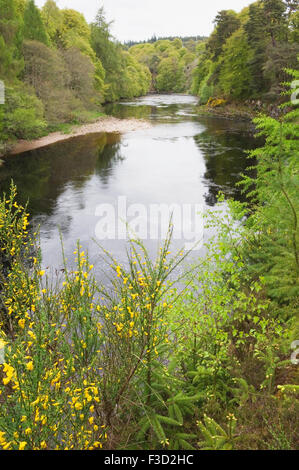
[219,28,253,99]
[0,0,24,81]
[263,0,288,45]
[263,41,299,99]
[156,56,185,93]
[240,70,299,305]
[288,9,299,42]
[23,0,49,45]
[41,0,63,46]
[207,10,241,59]
[244,2,270,95]
[60,8,90,45]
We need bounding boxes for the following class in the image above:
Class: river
[0,94,257,281]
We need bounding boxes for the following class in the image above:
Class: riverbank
[197,102,256,123]
[5,116,152,156]
[196,99,283,125]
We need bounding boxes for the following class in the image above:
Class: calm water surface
[0,94,257,280]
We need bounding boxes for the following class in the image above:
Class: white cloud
[35,0,253,42]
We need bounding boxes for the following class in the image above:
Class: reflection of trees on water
[104,102,195,124]
[104,103,152,120]
[95,138,124,186]
[0,132,122,216]
[194,119,258,206]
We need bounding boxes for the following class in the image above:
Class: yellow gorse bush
[0,185,108,450]
[0,184,183,450]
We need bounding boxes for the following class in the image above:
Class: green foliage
[156,56,185,93]
[0,3,298,451]
[0,87,299,450]
[23,0,49,45]
[0,1,153,147]
[239,79,299,305]
[193,0,299,103]
[129,38,197,94]
[219,28,253,99]
[197,415,238,450]
[91,7,151,102]
[207,10,241,59]
[0,0,24,81]
[41,0,64,46]
[2,85,46,140]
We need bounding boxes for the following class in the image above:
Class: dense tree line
[129,38,202,93]
[192,0,299,103]
[1,0,298,149]
[124,35,207,48]
[0,0,151,149]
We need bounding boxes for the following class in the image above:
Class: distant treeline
[1,0,298,150]
[127,0,299,102]
[124,35,207,48]
[128,38,201,93]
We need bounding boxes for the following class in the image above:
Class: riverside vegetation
[0,0,298,452]
[0,75,298,450]
[0,0,152,153]
[1,0,298,151]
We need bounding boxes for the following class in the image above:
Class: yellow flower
[116,266,121,277]
[19,441,27,450]
[3,363,14,385]
[2,442,12,450]
[18,319,26,329]
[38,270,45,276]
[26,361,34,371]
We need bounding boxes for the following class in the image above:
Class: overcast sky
[35,0,253,42]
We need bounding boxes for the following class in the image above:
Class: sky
[35,0,254,43]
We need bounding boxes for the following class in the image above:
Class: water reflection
[0,133,121,215]
[0,94,258,275]
[193,117,257,205]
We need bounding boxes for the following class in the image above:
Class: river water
[0,94,257,281]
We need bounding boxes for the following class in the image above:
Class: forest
[1,0,298,149]
[192,0,299,104]
[0,0,152,151]
[0,0,298,453]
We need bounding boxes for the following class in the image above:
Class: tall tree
[244,2,270,95]
[207,10,241,59]
[23,0,49,45]
[219,28,253,99]
[41,0,63,46]
[0,0,17,43]
[0,0,24,80]
[262,0,288,45]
